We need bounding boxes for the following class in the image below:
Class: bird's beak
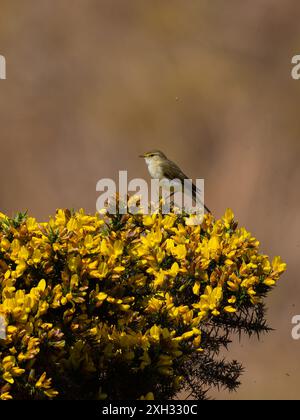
[139,154,145,158]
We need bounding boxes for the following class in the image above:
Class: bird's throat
[145,158,164,179]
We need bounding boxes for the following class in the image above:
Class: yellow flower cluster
[0,208,286,400]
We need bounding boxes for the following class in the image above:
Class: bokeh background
[0,0,299,400]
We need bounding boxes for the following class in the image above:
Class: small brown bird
[139,150,211,213]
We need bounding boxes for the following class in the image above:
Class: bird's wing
[161,160,212,214]
[161,160,188,182]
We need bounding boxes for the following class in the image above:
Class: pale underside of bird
[139,150,211,214]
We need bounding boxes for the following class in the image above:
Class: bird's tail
[192,183,212,214]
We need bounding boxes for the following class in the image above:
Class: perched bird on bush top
[139,150,211,213]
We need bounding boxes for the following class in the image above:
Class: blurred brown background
[0,0,299,399]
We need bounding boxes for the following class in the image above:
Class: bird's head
[139,150,167,164]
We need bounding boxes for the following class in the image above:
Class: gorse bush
[0,208,286,400]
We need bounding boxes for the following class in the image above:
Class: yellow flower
[70,274,79,289]
[140,392,154,400]
[272,256,287,274]
[223,208,234,228]
[143,215,156,227]
[96,292,108,302]
[35,372,58,398]
[113,265,125,273]
[192,281,201,296]
[153,270,166,289]
[32,249,42,264]
[241,276,258,289]
[228,296,236,304]
[37,279,46,292]
[161,214,176,229]
[15,260,27,278]
[67,217,78,232]
[224,306,237,313]
[263,277,276,287]
[208,236,220,253]
[227,273,241,292]
[88,260,98,270]
[113,240,124,258]
[0,207,286,400]
[149,325,161,341]
[146,229,163,247]
[7,325,17,334]
[145,296,164,313]
[0,392,13,400]
[44,388,59,398]
[261,258,271,274]
[177,328,201,341]
[67,255,81,273]
[194,286,223,317]
[97,262,109,278]
[18,246,29,261]
[10,239,21,256]
[26,217,38,232]
[1,238,10,251]
[171,244,187,260]
[84,234,94,249]
[165,238,175,252]
[193,334,201,348]
[2,372,14,384]
[168,262,179,277]
[55,209,66,226]
[0,212,8,220]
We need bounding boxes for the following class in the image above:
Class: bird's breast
[146,160,164,179]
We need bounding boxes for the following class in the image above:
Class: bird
[139,150,211,213]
